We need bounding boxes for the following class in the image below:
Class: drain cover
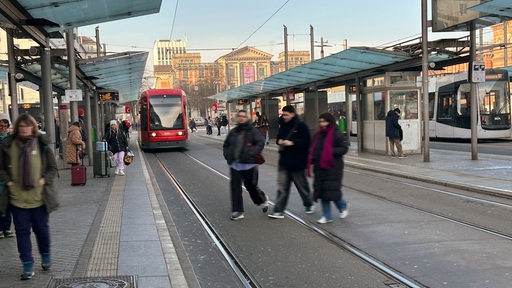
[47,276,136,288]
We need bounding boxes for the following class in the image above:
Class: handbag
[255,153,265,165]
[124,149,135,165]
[107,151,117,168]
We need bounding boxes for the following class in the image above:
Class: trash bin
[338,117,346,133]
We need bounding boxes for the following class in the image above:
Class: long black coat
[311,128,349,201]
[223,122,264,165]
[276,116,310,170]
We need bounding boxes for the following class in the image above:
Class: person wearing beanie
[104,120,129,176]
[307,112,349,224]
[222,110,269,220]
[268,105,314,219]
[385,107,406,158]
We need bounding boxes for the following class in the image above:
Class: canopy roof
[0,0,160,103]
[79,51,148,103]
[211,47,413,101]
[469,0,512,18]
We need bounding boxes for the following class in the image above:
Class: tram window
[458,92,470,116]
[438,92,453,119]
[374,92,386,120]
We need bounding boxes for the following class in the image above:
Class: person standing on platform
[385,108,406,158]
[223,110,269,220]
[105,120,129,176]
[65,122,85,166]
[0,118,14,239]
[0,114,59,280]
[215,116,222,136]
[188,118,197,133]
[268,105,314,219]
[307,112,349,224]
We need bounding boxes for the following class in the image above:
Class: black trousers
[230,166,266,212]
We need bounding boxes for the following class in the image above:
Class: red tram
[138,89,188,149]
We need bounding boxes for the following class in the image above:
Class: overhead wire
[169,0,180,40]
[235,0,291,49]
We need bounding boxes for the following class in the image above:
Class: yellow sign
[23,104,31,109]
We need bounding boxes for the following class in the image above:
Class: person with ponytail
[307,112,349,224]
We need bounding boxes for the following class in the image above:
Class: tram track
[179,152,426,288]
[155,156,261,288]
[344,168,512,241]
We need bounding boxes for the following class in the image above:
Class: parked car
[193,117,205,126]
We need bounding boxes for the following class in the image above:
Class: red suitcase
[71,165,86,185]
[71,145,86,185]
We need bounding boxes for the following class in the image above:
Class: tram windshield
[148,94,184,130]
[478,79,511,129]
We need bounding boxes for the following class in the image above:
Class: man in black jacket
[223,110,269,220]
[385,108,406,158]
[268,105,314,219]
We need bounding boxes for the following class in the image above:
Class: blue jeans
[11,205,50,263]
[320,199,347,220]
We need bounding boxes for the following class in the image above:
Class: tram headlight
[178,131,183,136]
[151,132,157,137]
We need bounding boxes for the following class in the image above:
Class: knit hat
[110,120,117,125]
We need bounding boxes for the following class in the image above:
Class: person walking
[65,121,85,166]
[307,112,349,224]
[104,120,129,176]
[0,114,59,280]
[268,105,314,219]
[0,118,14,239]
[223,110,269,220]
[188,118,197,133]
[385,108,406,158]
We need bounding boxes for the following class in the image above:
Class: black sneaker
[4,230,14,238]
[261,195,269,213]
[230,212,244,220]
[20,271,35,280]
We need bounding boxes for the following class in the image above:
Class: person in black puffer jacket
[268,105,314,219]
[223,110,269,220]
[104,120,128,176]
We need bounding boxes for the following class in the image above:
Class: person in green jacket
[0,114,59,280]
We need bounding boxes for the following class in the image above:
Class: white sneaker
[317,217,333,224]
[114,169,119,175]
[118,170,125,176]
[340,209,349,219]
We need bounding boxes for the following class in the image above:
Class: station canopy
[469,0,512,18]
[0,0,161,103]
[210,47,413,101]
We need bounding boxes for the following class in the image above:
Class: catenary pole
[421,0,430,162]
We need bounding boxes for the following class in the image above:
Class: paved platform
[0,131,511,288]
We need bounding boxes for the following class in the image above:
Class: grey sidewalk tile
[118,241,168,276]
[121,224,160,241]
[137,276,172,288]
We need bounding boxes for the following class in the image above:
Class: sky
[78,0,473,71]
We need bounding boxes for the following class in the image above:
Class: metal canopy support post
[66,29,78,123]
[346,82,352,136]
[7,31,18,121]
[470,22,478,160]
[85,89,93,165]
[41,45,56,153]
[421,0,430,162]
[355,75,362,153]
[92,91,100,140]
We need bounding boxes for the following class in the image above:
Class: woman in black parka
[307,112,349,224]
